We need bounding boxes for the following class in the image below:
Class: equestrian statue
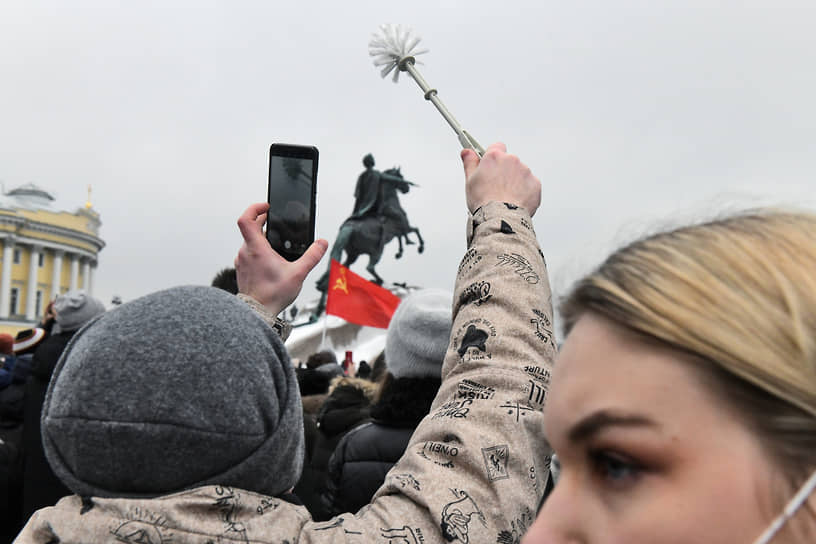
[314,153,424,317]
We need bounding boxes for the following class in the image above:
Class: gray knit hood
[41,285,304,499]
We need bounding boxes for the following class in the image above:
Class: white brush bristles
[368,24,429,82]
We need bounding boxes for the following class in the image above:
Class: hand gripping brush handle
[369,24,486,157]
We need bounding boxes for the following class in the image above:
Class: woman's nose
[521,474,585,544]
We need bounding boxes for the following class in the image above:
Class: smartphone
[266,143,318,261]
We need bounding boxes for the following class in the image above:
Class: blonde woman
[524,211,816,543]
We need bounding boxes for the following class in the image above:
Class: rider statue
[351,153,379,219]
[351,154,414,227]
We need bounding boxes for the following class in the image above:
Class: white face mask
[752,469,816,544]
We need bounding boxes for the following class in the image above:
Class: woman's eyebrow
[567,410,659,443]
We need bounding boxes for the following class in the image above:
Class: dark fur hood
[316,377,377,435]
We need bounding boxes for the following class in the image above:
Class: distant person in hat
[19,291,105,525]
[0,325,47,424]
[0,327,48,541]
[0,326,50,390]
[0,327,50,393]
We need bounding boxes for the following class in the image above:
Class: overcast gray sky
[2,1,814,318]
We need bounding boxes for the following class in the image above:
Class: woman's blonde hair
[560,209,816,494]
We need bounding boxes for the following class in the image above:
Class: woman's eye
[590,450,642,485]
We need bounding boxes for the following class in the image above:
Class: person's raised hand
[461,142,541,216]
[235,203,328,315]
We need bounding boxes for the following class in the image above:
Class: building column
[70,254,79,291]
[26,245,42,320]
[51,249,64,300]
[81,259,90,292]
[87,262,96,296]
[0,237,14,319]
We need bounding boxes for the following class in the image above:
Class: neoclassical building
[0,184,104,333]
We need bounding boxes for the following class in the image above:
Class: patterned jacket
[14,201,555,544]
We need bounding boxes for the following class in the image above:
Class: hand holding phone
[266,143,319,261]
[235,202,328,315]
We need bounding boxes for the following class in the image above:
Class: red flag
[325,259,401,328]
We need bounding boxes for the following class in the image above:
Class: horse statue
[314,164,423,317]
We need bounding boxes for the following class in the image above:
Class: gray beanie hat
[54,290,106,332]
[41,285,304,499]
[385,288,452,379]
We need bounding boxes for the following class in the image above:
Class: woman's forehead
[546,314,721,438]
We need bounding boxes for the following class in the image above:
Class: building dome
[4,183,56,210]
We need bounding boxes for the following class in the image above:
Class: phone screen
[266,144,318,261]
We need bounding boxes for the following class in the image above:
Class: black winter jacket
[293,377,376,521]
[322,376,440,517]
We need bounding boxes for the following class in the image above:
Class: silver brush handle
[400,58,485,157]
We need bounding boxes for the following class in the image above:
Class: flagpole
[320,313,329,350]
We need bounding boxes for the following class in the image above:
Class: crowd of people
[0,292,107,541]
[0,143,814,543]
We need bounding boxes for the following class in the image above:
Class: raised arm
[299,143,555,542]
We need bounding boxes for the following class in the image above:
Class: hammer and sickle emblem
[333,268,349,294]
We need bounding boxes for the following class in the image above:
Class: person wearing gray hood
[15,143,553,543]
[40,285,305,500]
